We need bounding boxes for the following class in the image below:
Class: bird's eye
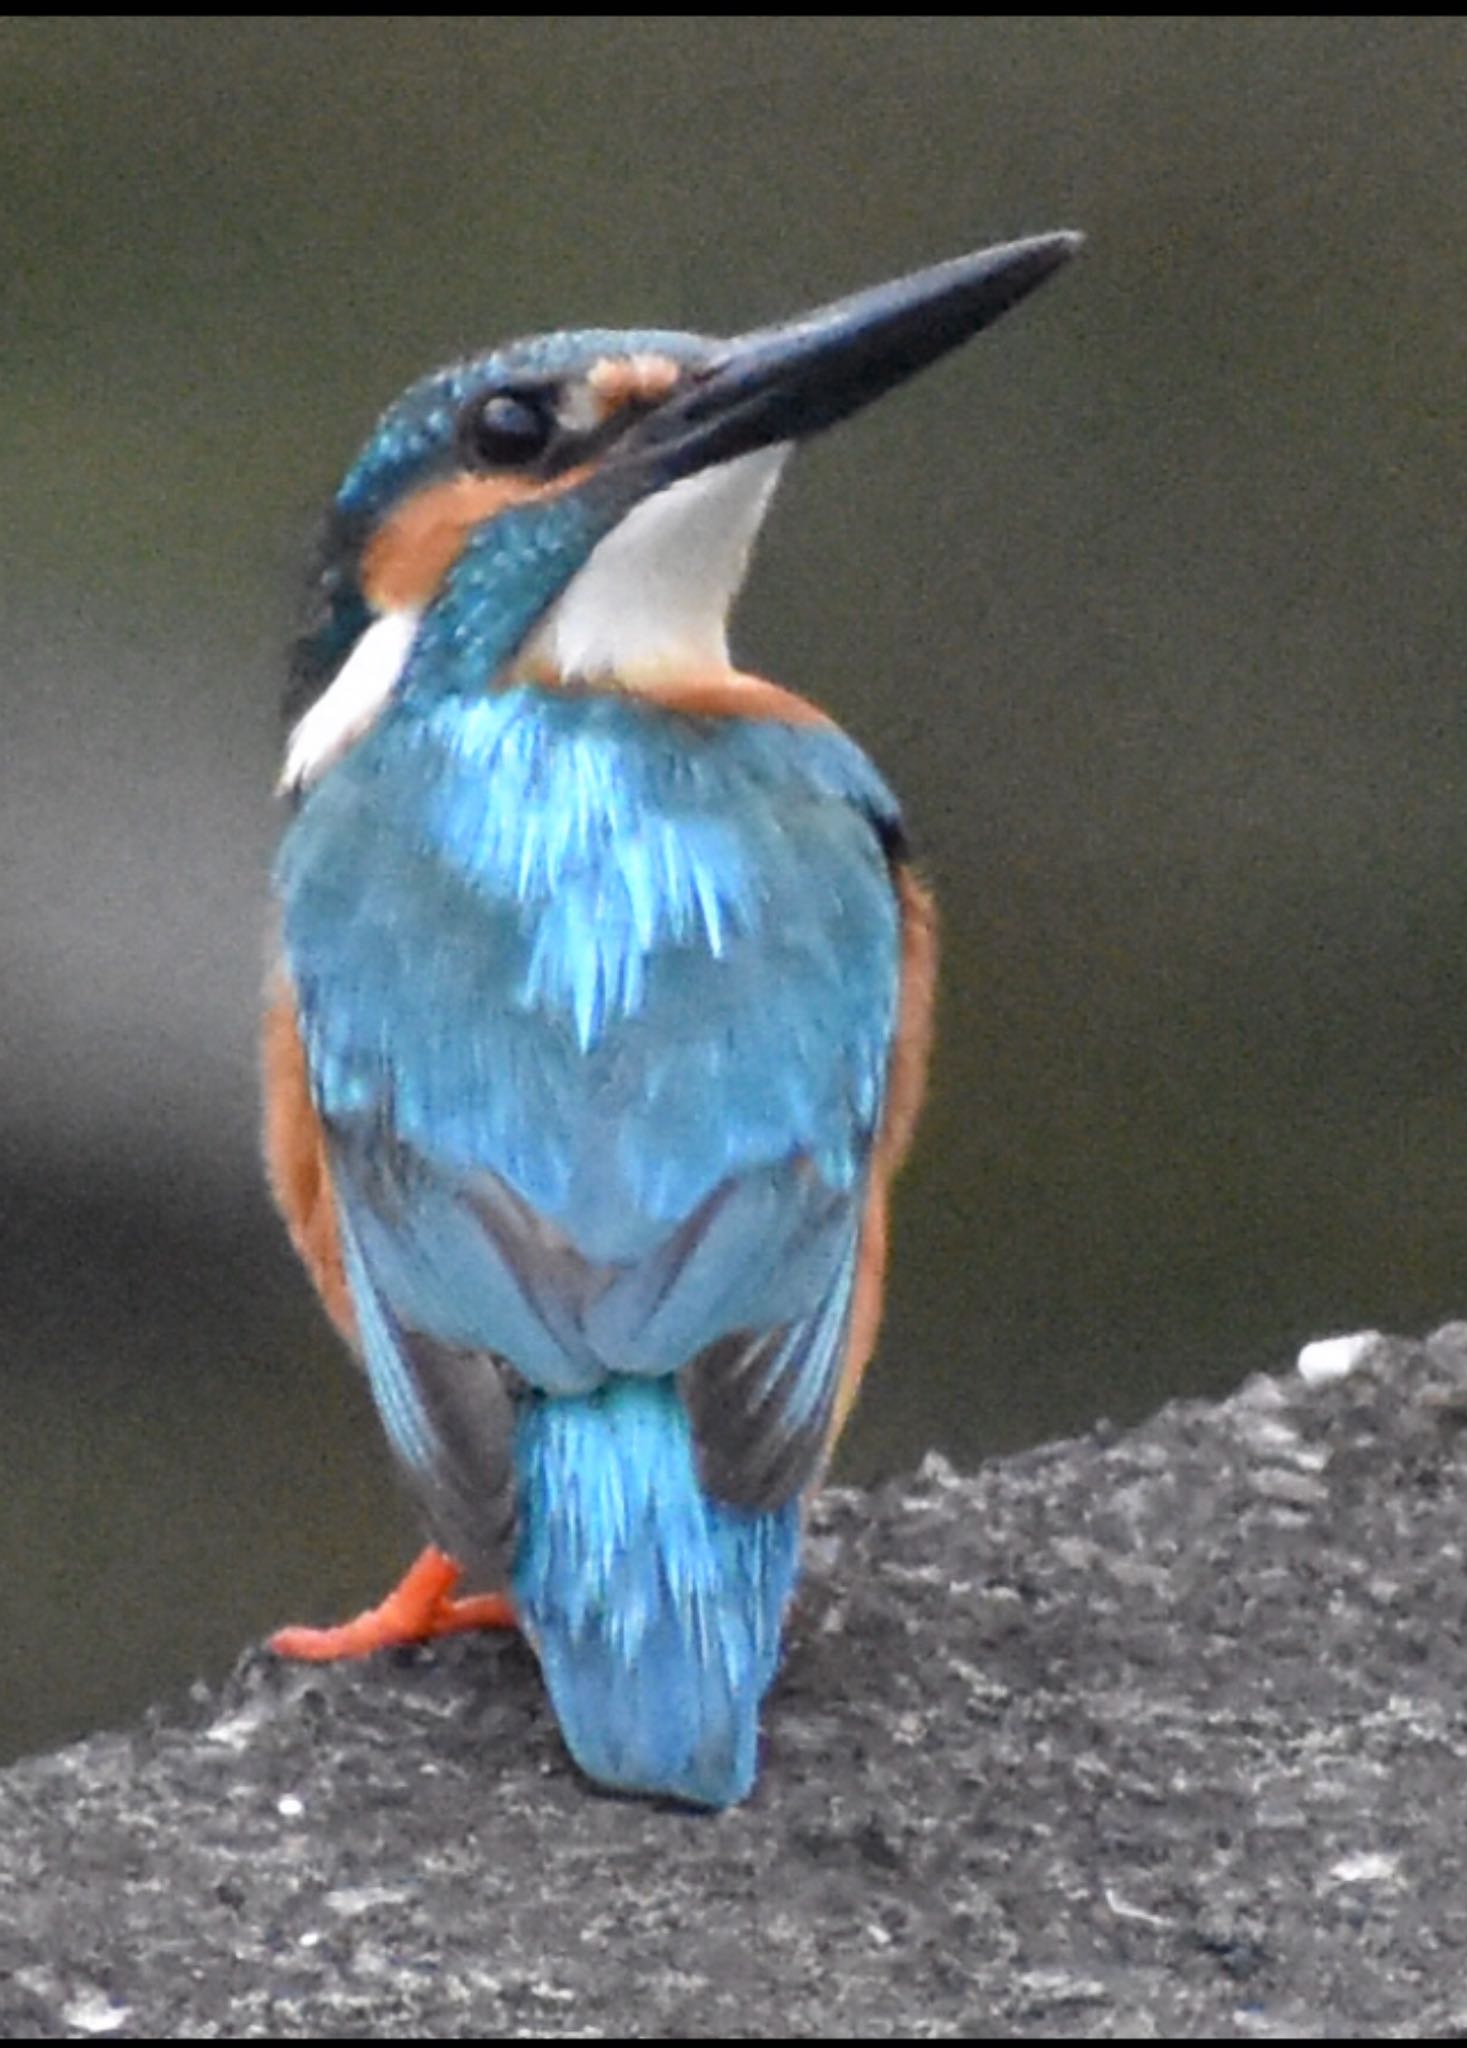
[463,389,555,469]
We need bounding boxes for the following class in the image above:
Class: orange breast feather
[261,969,357,1344]
[831,863,938,1449]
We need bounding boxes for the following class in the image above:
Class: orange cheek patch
[360,473,545,612]
[586,352,683,413]
[362,463,596,614]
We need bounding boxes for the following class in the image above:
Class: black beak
[636,232,1082,483]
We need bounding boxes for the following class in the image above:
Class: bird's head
[281,232,1081,793]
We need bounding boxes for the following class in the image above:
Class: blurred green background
[5,17,1466,1764]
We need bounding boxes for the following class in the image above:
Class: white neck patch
[522,445,790,686]
[279,608,420,794]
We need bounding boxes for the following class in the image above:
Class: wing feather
[280,690,907,1519]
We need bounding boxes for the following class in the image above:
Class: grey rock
[5,1331,1467,2037]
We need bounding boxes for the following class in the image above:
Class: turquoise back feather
[277,684,903,1803]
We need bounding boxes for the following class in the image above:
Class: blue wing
[278,686,903,1533]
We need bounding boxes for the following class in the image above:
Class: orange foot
[269,1545,516,1661]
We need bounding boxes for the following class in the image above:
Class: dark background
[5,16,1465,1764]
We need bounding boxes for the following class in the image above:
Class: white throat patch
[522,445,790,686]
[279,608,420,794]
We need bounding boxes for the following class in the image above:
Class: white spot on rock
[1297,1330,1384,1386]
[62,1994,130,2035]
[325,1884,413,1918]
[203,1702,269,1750]
[1327,1849,1401,1887]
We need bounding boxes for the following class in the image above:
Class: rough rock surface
[5,1329,1467,2038]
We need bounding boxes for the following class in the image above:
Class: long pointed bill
[634,231,1083,483]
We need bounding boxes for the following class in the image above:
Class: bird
[263,232,1081,1808]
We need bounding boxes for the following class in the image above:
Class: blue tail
[511,1380,801,1808]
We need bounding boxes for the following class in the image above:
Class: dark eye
[463,389,555,469]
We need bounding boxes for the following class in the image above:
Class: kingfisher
[263,233,1080,1807]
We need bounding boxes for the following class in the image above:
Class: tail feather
[512,1380,800,1807]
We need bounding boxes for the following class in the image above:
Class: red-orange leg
[269,1545,517,1661]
